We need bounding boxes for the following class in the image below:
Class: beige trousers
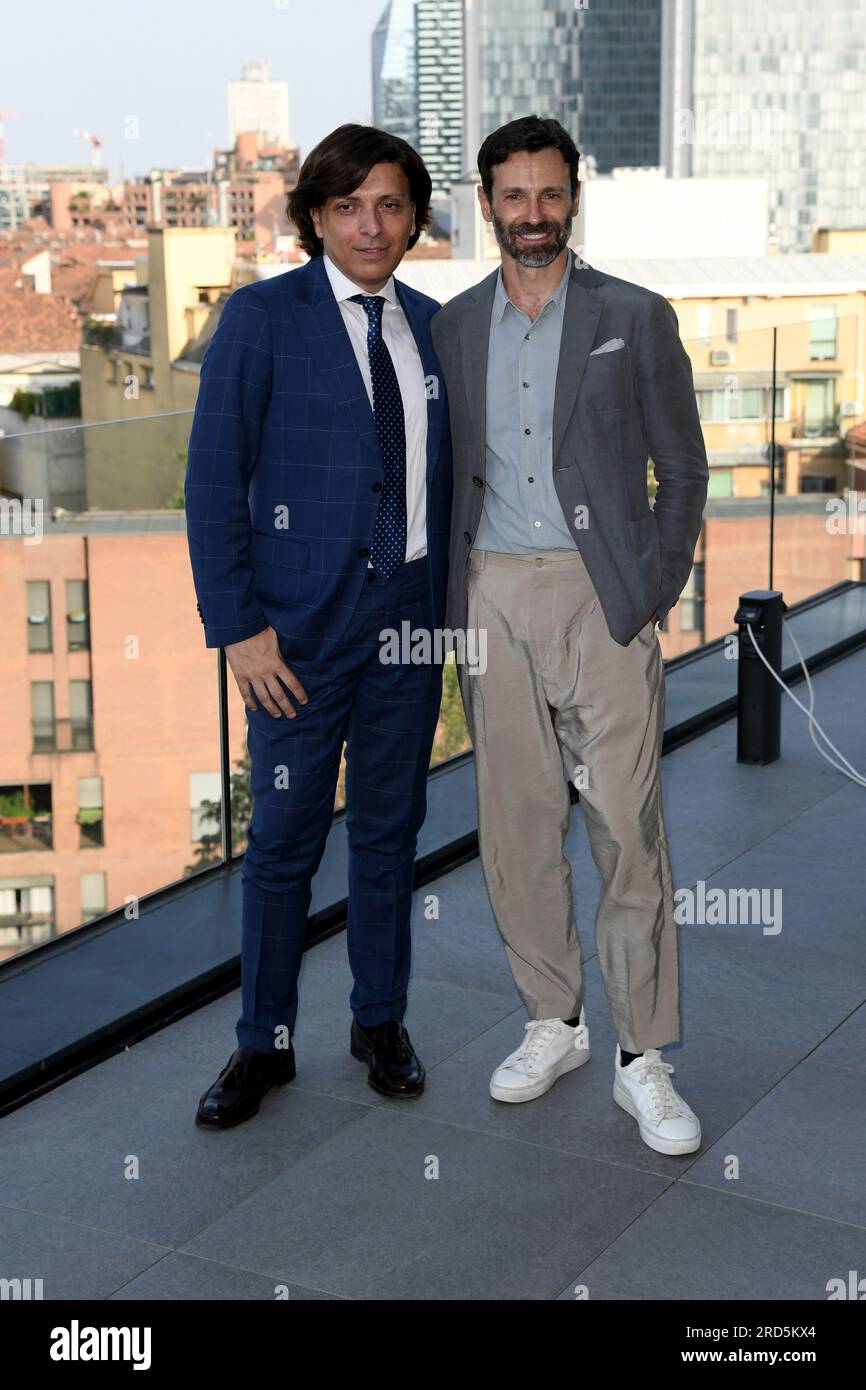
[457,547,680,1053]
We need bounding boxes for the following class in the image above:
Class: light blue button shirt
[475,247,579,553]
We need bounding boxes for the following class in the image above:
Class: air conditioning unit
[840,401,857,416]
[710,349,734,366]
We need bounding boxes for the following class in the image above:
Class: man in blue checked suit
[185,125,453,1128]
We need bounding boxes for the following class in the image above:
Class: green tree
[185,744,252,873]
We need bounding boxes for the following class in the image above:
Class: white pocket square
[589,336,625,355]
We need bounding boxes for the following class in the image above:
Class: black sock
[562,1013,582,1028]
[620,1048,643,1066]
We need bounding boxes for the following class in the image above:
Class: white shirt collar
[323,251,398,305]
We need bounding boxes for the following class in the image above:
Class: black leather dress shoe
[350,1018,425,1097]
[195,1044,295,1128]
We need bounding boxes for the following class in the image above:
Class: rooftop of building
[0,633,864,1299]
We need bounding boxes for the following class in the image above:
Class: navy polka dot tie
[350,293,407,580]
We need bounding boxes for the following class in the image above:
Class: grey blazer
[429,256,709,646]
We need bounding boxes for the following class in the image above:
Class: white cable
[780,619,866,783]
[743,620,866,787]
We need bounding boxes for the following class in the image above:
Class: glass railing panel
[666,314,864,659]
[0,414,228,961]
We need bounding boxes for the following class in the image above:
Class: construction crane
[0,109,22,163]
[72,128,105,169]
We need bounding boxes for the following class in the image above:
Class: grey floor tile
[680,842,865,965]
[0,1203,169,1301]
[285,957,522,1104]
[658,672,866,861]
[310,861,523,1000]
[108,1250,344,1300]
[0,1045,368,1247]
[411,958,800,1177]
[180,1107,666,1300]
[131,988,250,1071]
[747,780,866,872]
[5,645,865,1300]
[124,955,520,1110]
[404,888,525,999]
[678,928,866,1053]
[684,1059,866,1227]
[808,1004,866,1076]
[555,1181,866,1300]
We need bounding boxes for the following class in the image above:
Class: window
[696,386,787,423]
[190,772,221,844]
[27,580,52,652]
[80,871,107,923]
[77,776,104,848]
[801,474,837,493]
[809,304,837,360]
[728,387,762,419]
[0,783,53,851]
[69,680,94,751]
[679,563,705,637]
[0,879,54,948]
[695,389,715,421]
[726,307,738,343]
[66,579,90,651]
[31,682,56,752]
[707,470,733,499]
[804,378,836,436]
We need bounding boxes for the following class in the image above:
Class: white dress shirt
[323,252,428,565]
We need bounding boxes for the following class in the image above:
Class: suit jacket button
[358,547,370,557]
[464,531,472,543]
[472,476,483,487]
[371,481,382,492]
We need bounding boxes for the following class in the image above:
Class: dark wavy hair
[477,115,581,203]
[287,123,433,258]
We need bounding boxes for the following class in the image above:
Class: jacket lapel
[456,266,498,465]
[286,256,446,485]
[551,263,604,466]
[287,255,381,463]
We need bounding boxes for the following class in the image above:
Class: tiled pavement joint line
[552,1189,866,1302]
[548,1000,866,1295]
[0,1197,174,1256]
[103,1248,176,1301]
[674,1178,866,1233]
[362,1100,705,1183]
[114,1246,353,1302]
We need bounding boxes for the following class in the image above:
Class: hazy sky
[1,0,386,177]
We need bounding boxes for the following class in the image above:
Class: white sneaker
[490,1011,590,1103]
[613,1046,701,1155]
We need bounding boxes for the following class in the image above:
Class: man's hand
[224,627,308,718]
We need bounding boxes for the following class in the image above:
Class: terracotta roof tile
[0,226,141,352]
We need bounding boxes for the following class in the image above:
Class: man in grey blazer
[430,116,709,1156]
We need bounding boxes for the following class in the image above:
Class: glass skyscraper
[471,0,662,175]
[372,0,464,201]
[417,0,465,201]
[670,0,866,251]
[372,0,419,148]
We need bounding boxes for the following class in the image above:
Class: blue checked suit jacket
[185,253,453,660]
